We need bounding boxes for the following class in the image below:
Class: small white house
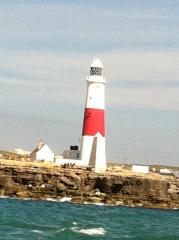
[14,148,31,156]
[30,141,54,162]
[132,165,149,174]
[159,168,172,175]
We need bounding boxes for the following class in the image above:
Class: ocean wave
[60,197,72,202]
[31,230,43,234]
[71,227,106,236]
[0,196,8,199]
[84,201,105,206]
[46,198,58,202]
[56,228,66,233]
[22,198,32,201]
[91,202,104,206]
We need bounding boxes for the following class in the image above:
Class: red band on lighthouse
[82,108,105,137]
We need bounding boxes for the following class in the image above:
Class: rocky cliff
[0,162,179,209]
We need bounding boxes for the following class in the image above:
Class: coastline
[0,159,179,209]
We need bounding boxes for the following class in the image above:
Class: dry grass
[0,159,174,180]
[0,159,61,171]
[106,166,171,180]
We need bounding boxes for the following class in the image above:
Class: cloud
[1,49,179,82]
[102,50,179,82]
[107,87,179,111]
[110,80,179,89]
[0,1,179,52]
[0,49,179,111]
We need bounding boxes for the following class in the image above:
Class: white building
[132,165,149,174]
[14,148,31,156]
[159,168,172,175]
[30,141,54,162]
[62,150,80,160]
[62,145,80,159]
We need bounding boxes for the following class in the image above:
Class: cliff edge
[0,160,179,209]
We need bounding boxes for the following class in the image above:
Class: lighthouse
[80,58,106,172]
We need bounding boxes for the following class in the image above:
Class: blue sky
[0,0,179,165]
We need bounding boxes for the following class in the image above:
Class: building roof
[30,143,45,156]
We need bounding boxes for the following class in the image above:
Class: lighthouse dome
[90,58,103,68]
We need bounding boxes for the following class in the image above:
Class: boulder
[5,182,18,196]
[16,191,30,198]
[60,176,75,187]
[45,184,55,191]
[56,183,66,192]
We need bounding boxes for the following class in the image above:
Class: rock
[0,163,179,209]
[5,182,18,196]
[115,200,124,206]
[27,184,33,190]
[33,174,43,182]
[89,197,102,203]
[59,191,66,197]
[67,172,81,181]
[60,177,75,187]
[0,175,8,187]
[16,191,29,198]
[56,183,66,192]
[72,196,84,204]
[45,184,54,191]
[83,185,91,192]
[94,177,113,193]
[0,189,5,195]
[168,184,179,194]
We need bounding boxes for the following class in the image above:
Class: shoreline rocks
[0,163,179,209]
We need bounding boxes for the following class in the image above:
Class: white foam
[71,227,106,236]
[0,196,8,199]
[60,197,72,202]
[73,222,77,225]
[46,198,58,202]
[22,198,31,201]
[31,230,43,234]
[56,228,66,233]
[92,202,104,206]
[84,201,105,206]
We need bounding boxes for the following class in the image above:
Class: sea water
[0,198,179,240]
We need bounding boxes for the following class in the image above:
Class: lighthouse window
[90,67,102,76]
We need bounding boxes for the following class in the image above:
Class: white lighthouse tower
[80,58,106,172]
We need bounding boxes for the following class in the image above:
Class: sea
[0,198,179,240]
